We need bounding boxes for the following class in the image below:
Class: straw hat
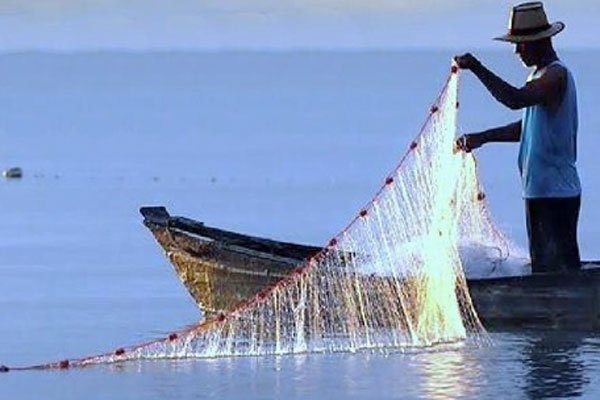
[494,2,565,43]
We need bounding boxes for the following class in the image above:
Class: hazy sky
[0,0,595,51]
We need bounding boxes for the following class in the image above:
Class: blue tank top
[518,60,581,198]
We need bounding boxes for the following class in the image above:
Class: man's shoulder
[539,62,567,88]
[545,62,567,75]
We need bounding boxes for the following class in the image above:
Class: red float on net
[359,209,368,217]
[115,348,125,356]
[410,141,418,150]
[168,333,178,341]
[59,360,70,369]
[477,192,486,201]
[430,105,439,113]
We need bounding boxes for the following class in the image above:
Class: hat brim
[494,21,565,43]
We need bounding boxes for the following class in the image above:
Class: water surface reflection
[10,332,597,399]
[416,346,484,399]
[521,332,589,399]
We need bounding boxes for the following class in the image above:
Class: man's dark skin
[454,38,566,149]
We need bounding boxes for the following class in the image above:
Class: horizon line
[0,45,598,55]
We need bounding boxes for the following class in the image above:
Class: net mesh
[16,65,520,370]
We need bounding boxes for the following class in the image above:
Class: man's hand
[455,133,486,153]
[454,53,480,70]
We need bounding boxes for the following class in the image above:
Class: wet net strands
[4,64,516,372]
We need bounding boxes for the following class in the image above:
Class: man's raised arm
[454,53,565,110]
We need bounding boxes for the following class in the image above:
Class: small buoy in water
[0,365,9,373]
[2,167,22,179]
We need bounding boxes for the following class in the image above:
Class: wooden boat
[140,206,600,331]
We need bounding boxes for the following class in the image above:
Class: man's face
[515,42,537,67]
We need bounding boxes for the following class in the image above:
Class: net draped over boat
[18,65,518,369]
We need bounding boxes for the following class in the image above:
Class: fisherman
[454,2,581,273]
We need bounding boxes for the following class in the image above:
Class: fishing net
[6,64,520,371]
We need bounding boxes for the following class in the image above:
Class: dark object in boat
[140,206,600,331]
[2,167,22,179]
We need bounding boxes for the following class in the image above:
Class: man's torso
[518,60,581,198]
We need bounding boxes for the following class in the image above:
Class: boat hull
[469,270,600,330]
[141,206,600,330]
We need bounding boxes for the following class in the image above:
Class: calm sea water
[1,50,600,399]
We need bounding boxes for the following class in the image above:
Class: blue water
[1,51,600,398]
[2,332,600,399]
